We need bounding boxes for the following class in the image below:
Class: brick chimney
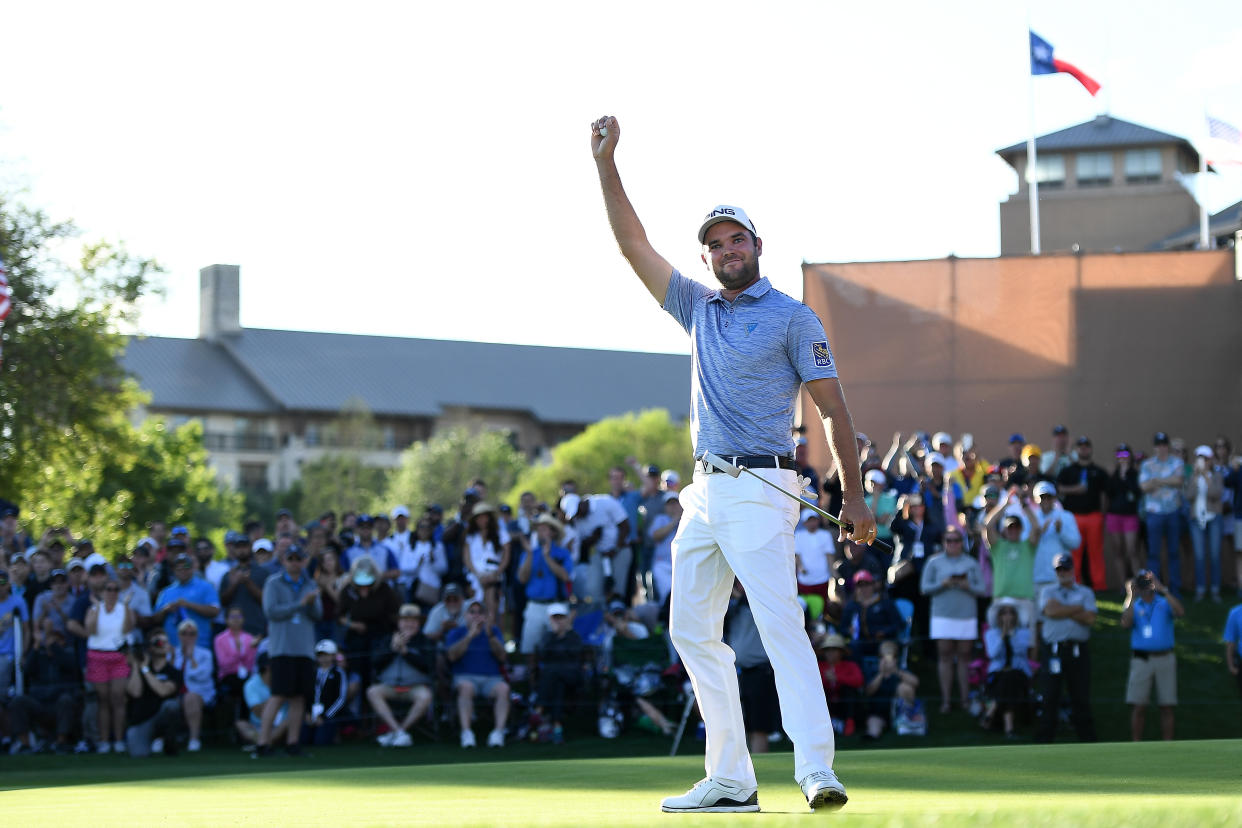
[199,264,242,341]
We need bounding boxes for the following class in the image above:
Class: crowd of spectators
[1,426,1240,756]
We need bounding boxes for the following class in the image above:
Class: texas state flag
[1030,30,1101,96]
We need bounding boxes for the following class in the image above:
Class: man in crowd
[1035,554,1097,743]
[1029,481,1082,622]
[1140,432,1185,594]
[1041,425,1075,479]
[218,535,270,637]
[562,492,630,605]
[517,514,573,675]
[1055,436,1109,591]
[7,623,81,753]
[445,599,510,749]
[424,582,468,644]
[1121,569,1184,740]
[154,554,221,644]
[124,632,182,757]
[255,544,321,757]
[367,604,436,747]
[0,567,31,691]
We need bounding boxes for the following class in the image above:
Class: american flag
[0,253,11,322]
[1208,116,1241,145]
[1205,115,1242,165]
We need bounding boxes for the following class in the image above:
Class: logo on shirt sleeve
[812,341,833,368]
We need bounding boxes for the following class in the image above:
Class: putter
[700,451,892,551]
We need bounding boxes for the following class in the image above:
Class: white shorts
[930,616,977,641]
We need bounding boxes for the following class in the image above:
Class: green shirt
[990,539,1036,600]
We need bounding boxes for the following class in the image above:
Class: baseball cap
[166,536,188,549]
[1032,481,1057,499]
[252,538,273,553]
[852,570,876,586]
[170,525,189,537]
[391,505,410,518]
[74,538,94,550]
[1021,444,1042,461]
[352,567,376,586]
[51,568,68,580]
[697,205,757,244]
[663,491,680,504]
[1052,424,1068,435]
[924,452,946,469]
[818,632,848,650]
[225,530,246,544]
[172,553,194,568]
[645,464,660,477]
[1076,436,1092,446]
[355,513,374,525]
[865,469,887,487]
[1195,444,1213,459]
[800,508,821,524]
[1153,432,1170,445]
[284,544,307,559]
[608,599,629,615]
[314,639,338,655]
[1115,442,1132,458]
[398,603,422,618]
[275,508,293,518]
[373,512,390,522]
[547,602,570,618]
[661,469,680,486]
[442,582,463,598]
[1003,515,1024,529]
[1135,569,1155,587]
[932,431,951,447]
[66,559,86,571]
[1009,433,1025,444]
[427,504,444,514]
[560,493,582,517]
[1052,553,1074,570]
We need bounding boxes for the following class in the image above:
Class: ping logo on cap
[812,341,833,367]
[705,207,737,220]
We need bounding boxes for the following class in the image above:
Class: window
[1124,148,1162,184]
[1076,151,1113,187]
[1031,154,1065,188]
[305,424,320,447]
[239,463,269,494]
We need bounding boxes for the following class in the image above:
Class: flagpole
[1199,108,1210,249]
[1027,54,1041,256]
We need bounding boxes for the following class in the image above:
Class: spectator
[405,517,449,610]
[1105,444,1144,594]
[0,567,31,691]
[862,640,919,739]
[1140,432,1185,594]
[312,547,346,643]
[816,632,863,737]
[517,514,573,672]
[985,495,1042,626]
[7,625,81,753]
[1187,445,1225,602]
[305,639,348,746]
[153,553,221,644]
[1036,553,1098,743]
[1041,424,1075,479]
[343,515,399,582]
[918,453,952,537]
[84,578,135,753]
[1028,482,1080,623]
[218,538,270,637]
[172,619,215,752]
[608,465,644,588]
[445,599,510,748]
[23,548,54,611]
[831,539,886,610]
[463,503,508,627]
[1211,438,1238,592]
[532,602,585,744]
[725,581,780,754]
[367,604,436,747]
[255,544,321,757]
[648,492,682,606]
[949,436,989,517]
[31,568,73,644]
[237,653,289,748]
[124,633,182,757]
[562,492,630,605]
[635,466,666,598]
[214,606,260,724]
[795,510,835,622]
[981,599,1032,739]
[113,557,154,640]
[1056,436,1110,592]
[338,557,400,690]
[251,537,276,571]
[920,525,987,713]
[1225,598,1242,709]
[839,571,902,663]
[7,552,31,609]
[888,492,938,648]
[1121,569,1185,741]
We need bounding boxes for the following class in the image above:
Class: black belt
[1132,649,1173,660]
[697,455,797,474]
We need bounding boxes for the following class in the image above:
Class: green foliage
[385,426,527,513]
[0,195,243,557]
[297,453,389,520]
[507,409,691,504]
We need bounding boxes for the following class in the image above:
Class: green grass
[2,740,1240,826]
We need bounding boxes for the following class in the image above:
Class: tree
[506,409,691,505]
[0,195,243,551]
[384,427,527,514]
[296,454,389,522]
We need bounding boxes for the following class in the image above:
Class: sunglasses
[944,537,963,544]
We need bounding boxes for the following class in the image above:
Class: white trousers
[670,466,835,787]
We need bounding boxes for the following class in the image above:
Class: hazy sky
[3,0,1240,355]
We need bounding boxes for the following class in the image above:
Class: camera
[1136,575,1153,589]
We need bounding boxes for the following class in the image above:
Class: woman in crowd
[314,547,346,643]
[982,599,1032,739]
[462,503,507,625]
[920,525,987,713]
[1187,445,1225,601]
[405,517,449,610]
[889,493,940,651]
[1105,444,1144,595]
[173,618,216,752]
[84,577,135,753]
[214,605,260,723]
[339,556,400,691]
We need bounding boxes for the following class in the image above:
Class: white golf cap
[314,639,338,654]
[697,205,757,243]
[1032,481,1058,498]
[924,452,946,469]
[932,431,952,447]
[252,538,273,553]
[559,493,582,518]
[547,602,570,618]
[391,505,410,518]
[959,433,974,451]
[865,469,887,486]
[82,552,108,570]
[661,469,680,486]
[1194,444,1213,459]
[800,508,821,524]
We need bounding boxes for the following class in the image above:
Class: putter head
[699,451,741,478]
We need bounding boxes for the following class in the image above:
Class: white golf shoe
[800,769,848,811]
[377,731,396,747]
[460,729,476,749]
[392,730,413,748]
[660,778,759,813]
[486,729,505,748]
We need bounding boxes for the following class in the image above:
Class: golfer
[591,115,875,813]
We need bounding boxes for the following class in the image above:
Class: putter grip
[842,521,894,552]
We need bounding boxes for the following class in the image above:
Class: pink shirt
[213,628,258,679]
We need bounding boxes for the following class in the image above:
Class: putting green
[2,740,1239,826]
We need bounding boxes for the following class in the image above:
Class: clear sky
[3,0,1240,355]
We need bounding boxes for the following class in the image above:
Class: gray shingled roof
[122,330,692,423]
[997,115,1192,157]
[1147,199,1242,250]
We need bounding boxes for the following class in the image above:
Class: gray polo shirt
[1038,582,1096,644]
[663,270,837,457]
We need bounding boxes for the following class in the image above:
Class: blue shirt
[663,270,837,457]
[1224,604,1242,647]
[521,544,573,601]
[0,594,29,656]
[445,624,504,676]
[1130,595,1176,652]
[344,541,397,573]
[1139,456,1184,515]
[613,491,642,544]
[155,576,221,642]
